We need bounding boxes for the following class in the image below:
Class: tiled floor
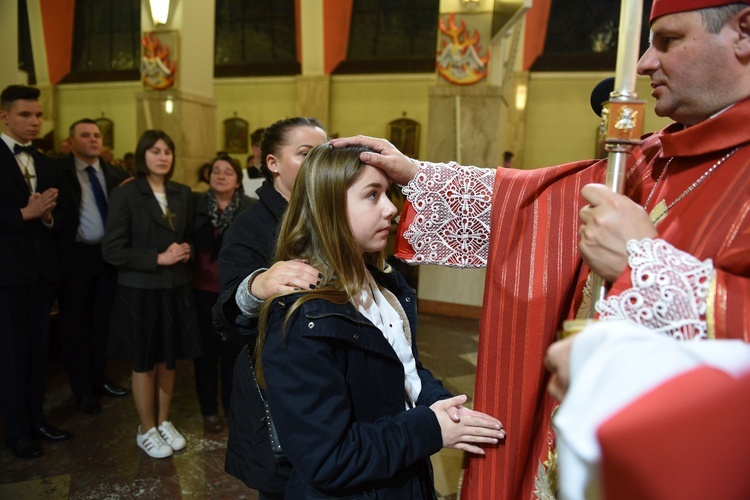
[0,313,480,499]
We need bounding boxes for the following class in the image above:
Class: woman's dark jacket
[102,177,193,288]
[213,180,284,339]
[220,180,292,493]
[262,267,452,499]
[191,190,255,260]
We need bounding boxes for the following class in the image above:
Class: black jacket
[262,268,451,499]
[0,142,61,286]
[53,153,131,266]
[220,180,291,493]
[102,177,193,289]
[191,190,255,262]
[214,180,286,338]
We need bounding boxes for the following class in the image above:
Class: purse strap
[247,347,267,402]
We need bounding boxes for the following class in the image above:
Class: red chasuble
[396,98,750,499]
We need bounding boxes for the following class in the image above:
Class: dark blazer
[213,180,285,339]
[191,190,255,261]
[54,153,131,266]
[0,141,60,286]
[102,176,193,289]
[219,181,291,494]
[262,268,452,499]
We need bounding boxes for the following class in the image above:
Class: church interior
[0,0,670,498]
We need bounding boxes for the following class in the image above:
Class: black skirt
[108,285,203,372]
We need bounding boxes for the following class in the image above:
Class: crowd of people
[1,0,749,498]
[0,84,265,461]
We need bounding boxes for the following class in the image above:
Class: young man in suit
[55,119,131,415]
[0,84,71,459]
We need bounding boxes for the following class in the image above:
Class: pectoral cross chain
[643,146,741,227]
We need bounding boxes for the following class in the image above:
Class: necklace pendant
[649,199,668,225]
[162,207,176,231]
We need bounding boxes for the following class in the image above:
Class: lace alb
[402,163,713,338]
[597,238,714,340]
[402,160,495,267]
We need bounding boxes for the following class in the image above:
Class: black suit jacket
[102,176,193,289]
[0,141,60,286]
[54,154,131,266]
[213,181,285,339]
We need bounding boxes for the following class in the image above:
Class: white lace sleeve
[401,159,496,268]
[596,238,715,340]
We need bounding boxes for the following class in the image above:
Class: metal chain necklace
[16,153,36,192]
[644,145,742,225]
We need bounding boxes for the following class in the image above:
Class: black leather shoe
[95,382,129,398]
[8,438,44,459]
[77,395,102,414]
[33,425,72,442]
[203,414,224,433]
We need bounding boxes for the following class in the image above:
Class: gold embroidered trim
[534,407,559,499]
[706,275,717,340]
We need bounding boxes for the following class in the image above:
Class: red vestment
[396,97,750,499]
[598,366,750,500]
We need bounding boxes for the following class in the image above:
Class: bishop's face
[637,10,743,125]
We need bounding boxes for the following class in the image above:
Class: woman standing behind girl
[191,154,253,433]
[217,117,327,499]
[256,144,505,499]
[103,130,202,459]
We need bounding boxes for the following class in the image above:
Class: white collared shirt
[74,156,107,243]
[354,272,422,408]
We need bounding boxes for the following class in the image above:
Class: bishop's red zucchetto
[651,0,748,22]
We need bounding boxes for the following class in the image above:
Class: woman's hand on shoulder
[250,259,322,300]
[430,395,506,455]
[118,176,135,187]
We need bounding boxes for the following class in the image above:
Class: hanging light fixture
[149,0,171,26]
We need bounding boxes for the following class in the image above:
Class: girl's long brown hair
[255,143,391,387]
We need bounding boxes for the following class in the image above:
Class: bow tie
[14,143,36,155]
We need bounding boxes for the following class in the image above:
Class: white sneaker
[158,421,186,451]
[137,426,173,458]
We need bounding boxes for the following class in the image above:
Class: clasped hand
[431,394,506,455]
[22,188,58,222]
[157,242,191,265]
